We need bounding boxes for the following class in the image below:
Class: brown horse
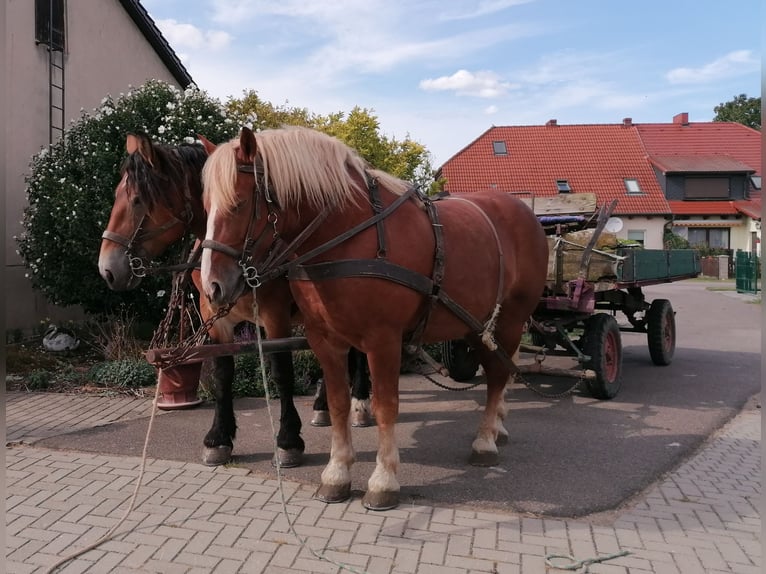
[97,133,372,469]
[199,126,549,510]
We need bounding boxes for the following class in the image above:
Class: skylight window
[624,179,642,194]
[556,179,571,193]
[492,141,507,155]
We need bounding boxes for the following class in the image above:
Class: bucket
[156,359,203,410]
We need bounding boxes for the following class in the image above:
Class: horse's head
[98,133,209,290]
[200,126,269,306]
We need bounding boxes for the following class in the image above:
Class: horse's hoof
[203,446,232,466]
[351,410,374,427]
[495,432,509,446]
[362,490,399,511]
[469,450,499,467]
[315,483,351,504]
[311,410,331,427]
[272,448,303,468]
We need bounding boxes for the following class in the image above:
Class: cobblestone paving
[6,391,760,573]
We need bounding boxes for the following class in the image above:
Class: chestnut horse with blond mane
[98,133,372,470]
[200,126,548,510]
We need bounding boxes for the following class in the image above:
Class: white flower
[184,136,195,144]
[166,102,176,110]
[157,290,166,297]
[59,177,66,183]
[157,126,166,134]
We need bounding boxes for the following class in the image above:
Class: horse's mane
[202,126,410,214]
[121,142,207,209]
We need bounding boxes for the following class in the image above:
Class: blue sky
[143,0,761,168]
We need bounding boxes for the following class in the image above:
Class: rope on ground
[44,385,163,574]
[545,550,631,573]
[250,291,372,574]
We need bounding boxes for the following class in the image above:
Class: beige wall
[4,0,184,333]
[615,216,667,249]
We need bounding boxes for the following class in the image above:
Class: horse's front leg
[362,345,402,510]
[202,353,237,465]
[309,337,355,504]
[269,349,305,467]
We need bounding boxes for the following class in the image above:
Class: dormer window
[624,179,642,194]
[556,179,571,193]
[492,141,507,155]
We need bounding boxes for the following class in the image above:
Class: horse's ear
[125,133,140,155]
[126,133,155,167]
[239,126,257,161]
[197,134,217,155]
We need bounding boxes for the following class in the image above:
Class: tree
[16,80,243,321]
[228,94,434,186]
[713,94,761,130]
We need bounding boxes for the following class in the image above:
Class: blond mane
[202,126,410,214]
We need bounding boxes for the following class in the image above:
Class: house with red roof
[437,113,761,255]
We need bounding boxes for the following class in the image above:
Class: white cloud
[439,0,535,21]
[420,70,517,98]
[155,19,232,51]
[665,50,759,85]
[485,105,499,114]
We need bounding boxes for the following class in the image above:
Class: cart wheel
[441,339,480,382]
[583,314,622,400]
[646,299,675,366]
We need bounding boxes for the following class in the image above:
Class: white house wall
[5,0,182,333]
[615,216,667,249]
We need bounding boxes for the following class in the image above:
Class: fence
[735,250,761,294]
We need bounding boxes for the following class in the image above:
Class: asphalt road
[39,280,761,517]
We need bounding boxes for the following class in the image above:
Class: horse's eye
[131,195,142,207]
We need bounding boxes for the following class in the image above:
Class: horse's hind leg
[469,322,523,467]
[349,348,373,427]
[203,353,237,466]
[311,347,372,427]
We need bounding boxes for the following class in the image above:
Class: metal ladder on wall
[48,35,65,143]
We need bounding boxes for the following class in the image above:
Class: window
[624,179,642,194]
[35,0,66,51]
[627,230,645,245]
[688,227,730,249]
[750,175,762,190]
[684,177,729,199]
[492,141,507,155]
[556,179,571,193]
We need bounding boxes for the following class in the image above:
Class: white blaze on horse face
[200,201,221,300]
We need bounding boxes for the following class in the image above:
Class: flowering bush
[16,80,243,321]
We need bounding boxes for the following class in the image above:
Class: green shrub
[15,79,244,324]
[88,359,156,388]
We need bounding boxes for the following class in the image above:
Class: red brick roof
[735,198,761,220]
[667,200,739,215]
[649,155,755,174]
[636,122,761,177]
[438,119,762,219]
[438,123,669,215]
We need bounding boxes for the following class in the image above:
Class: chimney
[545,119,558,127]
[622,117,633,127]
[673,112,689,126]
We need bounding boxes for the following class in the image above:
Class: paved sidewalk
[5,391,761,574]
